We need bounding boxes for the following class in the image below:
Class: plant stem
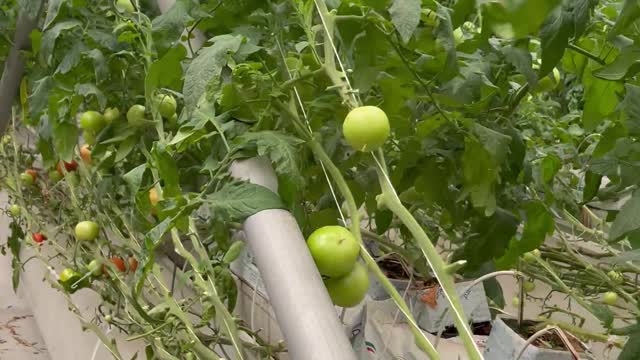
[568,43,606,65]
[374,156,482,360]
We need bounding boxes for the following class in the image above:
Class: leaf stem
[568,43,606,65]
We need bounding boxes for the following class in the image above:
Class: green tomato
[603,291,618,305]
[532,249,541,257]
[167,113,178,129]
[103,107,121,124]
[79,111,106,132]
[48,170,62,182]
[59,268,80,283]
[127,104,146,127]
[307,226,360,278]
[607,270,624,285]
[343,106,390,152]
[453,27,464,45]
[533,68,561,93]
[75,221,100,241]
[511,297,520,306]
[20,172,34,186]
[87,259,102,276]
[9,204,20,217]
[523,281,536,293]
[324,262,369,308]
[153,94,177,118]
[421,9,439,27]
[522,252,536,263]
[115,0,135,13]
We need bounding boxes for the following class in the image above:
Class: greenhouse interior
[1,0,640,359]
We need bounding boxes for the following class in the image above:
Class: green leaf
[472,124,511,164]
[589,302,614,329]
[620,331,640,360]
[388,0,421,44]
[539,154,561,184]
[74,83,107,110]
[152,0,194,53]
[509,0,562,39]
[583,170,602,203]
[593,47,640,81]
[610,191,640,241]
[8,221,24,291]
[497,202,554,268]
[462,208,519,270]
[116,137,137,162]
[609,0,640,38]
[462,137,499,216]
[53,122,77,162]
[123,164,147,201]
[451,0,476,28]
[583,77,622,130]
[43,0,64,30]
[206,182,285,222]
[539,7,573,77]
[183,35,243,111]
[85,49,108,84]
[502,44,537,86]
[40,20,81,65]
[593,123,626,158]
[236,131,305,188]
[145,45,187,99]
[435,5,458,80]
[29,76,53,119]
[621,84,640,136]
[152,146,180,197]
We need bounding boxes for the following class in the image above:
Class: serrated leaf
[145,45,187,98]
[152,0,194,53]
[236,131,305,187]
[116,137,137,162]
[610,191,640,241]
[123,164,147,200]
[206,182,285,221]
[85,49,108,83]
[388,0,421,44]
[620,331,640,360]
[502,44,537,86]
[496,202,554,268]
[153,146,180,197]
[451,0,476,28]
[183,35,243,111]
[462,137,499,216]
[56,42,83,75]
[583,77,622,131]
[539,8,573,77]
[583,170,602,203]
[53,122,77,162]
[40,20,81,65]
[609,0,640,38]
[74,83,107,110]
[472,124,511,163]
[589,302,614,328]
[29,76,53,119]
[435,5,458,80]
[462,208,519,270]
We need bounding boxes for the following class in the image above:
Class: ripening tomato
[324,262,369,308]
[149,188,160,207]
[21,170,36,185]
[75,221,100,241]
[57,160,79,176]
[80,144,92,164]
[109,257,126,273]
[307,226,360,278]
[128,257,138,272]
[342,106,390,152]
[32,233,47,244]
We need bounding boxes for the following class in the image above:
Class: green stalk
[308,140,440,359]
[374,156,482,360]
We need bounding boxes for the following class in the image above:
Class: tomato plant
[1,0,640,358]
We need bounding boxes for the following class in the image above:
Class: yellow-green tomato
[103,107,120,124]
[534,68,561,93]
[153,94,177,118]
[87,259,102,276]
[453,27,464,45]
[342,106,390,152]
[603,291,618,305]
[79,111,105,132]
[421,9,439,27]
[75,221,100,241]
[9,204,20,217]
[115,0,134,13]
[524,281,536,293]
[324,262,369,308]
[608,270,624,285]
[127,104,146,127]
[307,226,360,278]
[59,268,80,283]
[511,297,520,306]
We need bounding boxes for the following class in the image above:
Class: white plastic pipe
[231,159,358,360]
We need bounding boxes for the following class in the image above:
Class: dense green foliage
[2,0,640,358]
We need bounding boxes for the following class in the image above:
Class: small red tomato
[32,233,47,244]
[56,160,79,176]
[25,169,38,181]
[128,257,138,272]
[109,257,126,272]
